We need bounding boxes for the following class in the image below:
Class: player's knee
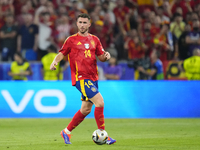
[96,100,104,107]
[81,107,92,115]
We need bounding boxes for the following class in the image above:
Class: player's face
[77,17,91,34]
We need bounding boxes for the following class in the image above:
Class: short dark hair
[48,45,57,53]
[174,13,182,18]
[158,6,164,10]
[14,52,27,62]
[77,13,90,20]
[15,52,23,59]
[155,50,161,58]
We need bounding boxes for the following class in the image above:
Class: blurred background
[0,0,200,118]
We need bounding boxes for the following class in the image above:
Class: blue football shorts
[76,79,99,102]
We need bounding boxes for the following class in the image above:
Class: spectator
[153,23,174,61]
[113,0,130,32]
[0,0,14,17]
[24,0,35,15]
[142,21,154,56]
[56,0,72,9]
[148,11,156,25]
[124,30,147,60]
[171,0,192,19]
[16,4,29,27]
[128,6,138,30]
[38,0,48,6]
[116,2,136,60]
[34,6,54,59]
[57,5,67,16]
[55,14,71,47]
[178,24,191,60]
[46,1,57,29]
[153,0,172,18]
[124,29,149,80]
[8,52,32,80]
[13,0,26,17]
[183,48,200,80]
[151,16,161,37]
[17,13,38,61]
[100,1,116,26]
[170,13,185,39]
[90,20,111,49]
[191,12,199,22]
[68,0,87,22]
[104,56,122,80]
[186,20,200,57]
[41,45,62,80]
[185,12,192,25]
[138,50,164,80]
[155,6,170,23]
[0,14,17,61]
[190,0,200,11]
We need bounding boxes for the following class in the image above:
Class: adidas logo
[77,42,82,45]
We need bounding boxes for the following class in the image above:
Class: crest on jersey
[84,44,89,49]
[90,40,95,48]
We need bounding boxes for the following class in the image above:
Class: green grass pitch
[0,118,200,150]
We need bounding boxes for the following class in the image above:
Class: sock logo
[100,123,105,127]
[99,118,104,121]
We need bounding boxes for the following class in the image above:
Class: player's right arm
[51,36,71,70]
[50,52,64,70]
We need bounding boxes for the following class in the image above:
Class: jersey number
[85,80,93,88]
[84,50,91,58]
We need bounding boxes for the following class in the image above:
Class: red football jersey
[113,6,130,31]
[59,33,104,86]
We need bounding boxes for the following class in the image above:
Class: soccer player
[50,13,116,145]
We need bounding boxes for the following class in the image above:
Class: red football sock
[94,107,105,130]
[67,110,86,132]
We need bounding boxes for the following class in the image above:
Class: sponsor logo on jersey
[77,42,82,45]
[84,44,89,49]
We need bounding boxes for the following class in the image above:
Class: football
[92,129,108,145]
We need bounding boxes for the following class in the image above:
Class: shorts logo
[91,87,96,92]
[84,44,89,49]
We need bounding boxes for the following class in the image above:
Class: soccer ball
[92,129,108,145]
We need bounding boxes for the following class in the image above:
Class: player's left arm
[95,36,110,62]
[98,51,110,62]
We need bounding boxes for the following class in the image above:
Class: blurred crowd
[0,0,200,80]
